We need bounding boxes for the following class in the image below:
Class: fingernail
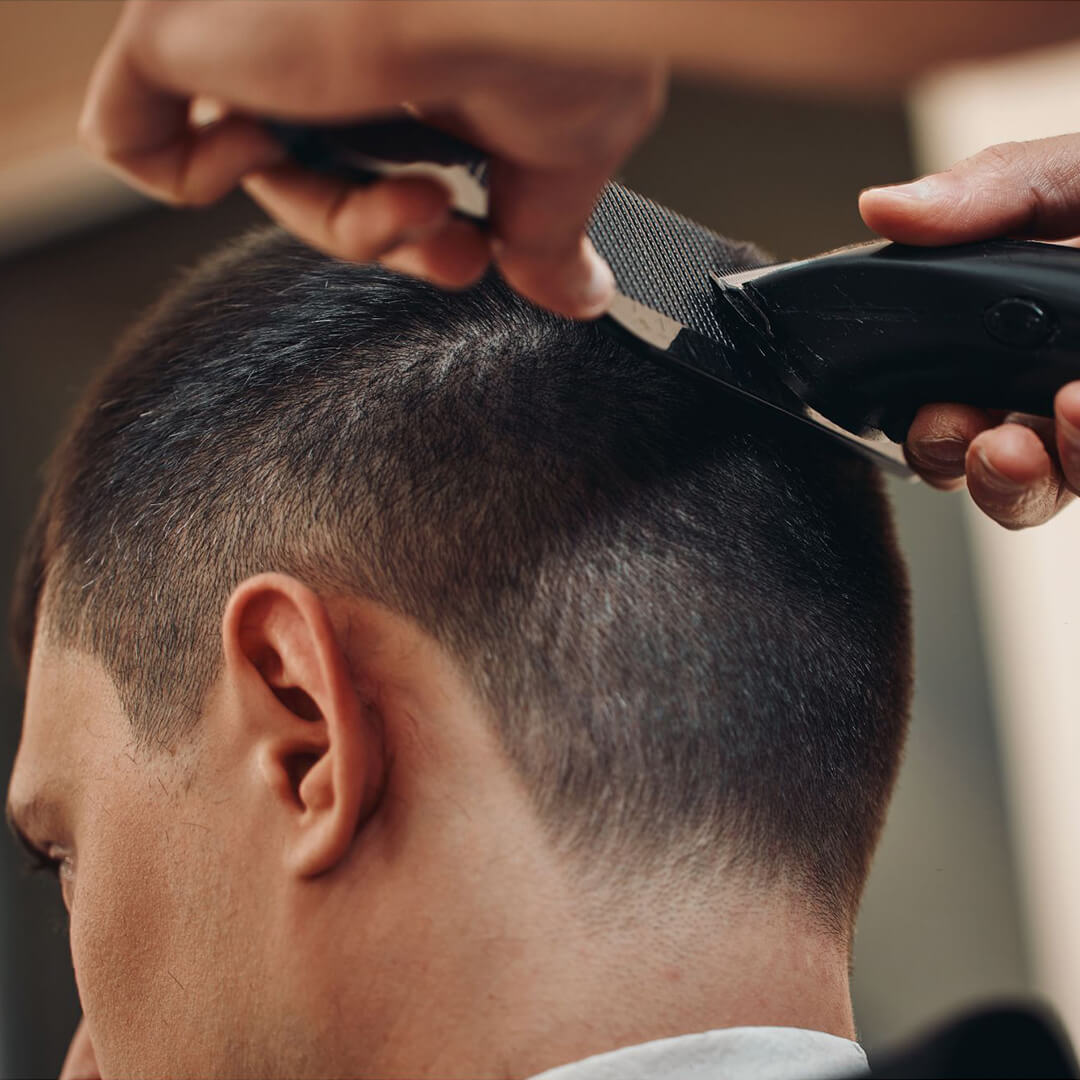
[916,437,967,469]
[868,175,945,202]
[576,241,616,315]
[1057,412,1080,476]
[975,448,1025,494]
[1059,410,1080,448]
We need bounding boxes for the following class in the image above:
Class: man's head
[8,226,911,1078]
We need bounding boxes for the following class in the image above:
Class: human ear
[221,573,386,878]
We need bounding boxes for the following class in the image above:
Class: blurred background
[1,2,1078,1075]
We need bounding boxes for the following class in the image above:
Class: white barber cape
[528,1027,869,1080]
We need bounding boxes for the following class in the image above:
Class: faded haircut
[12,225,912,932]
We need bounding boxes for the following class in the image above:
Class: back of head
[14,225,912,936]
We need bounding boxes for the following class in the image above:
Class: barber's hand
[861,134,1080,528]
[78,0,665,319]
[58,1018,100,1080]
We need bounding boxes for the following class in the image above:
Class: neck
[362,871,854,1079]
[315,680,855,1079]
[489,883,854,1078]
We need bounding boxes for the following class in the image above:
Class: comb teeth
[588,185,817,403]
[588,185,770,336]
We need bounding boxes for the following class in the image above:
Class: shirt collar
[527,1027,869,1080]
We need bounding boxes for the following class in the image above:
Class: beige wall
[0,1,145,254]
[0,0,119,159]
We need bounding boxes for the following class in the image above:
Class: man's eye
[21,846,62,880]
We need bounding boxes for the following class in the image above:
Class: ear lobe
[287,709,376,876]
[222,573,386,879]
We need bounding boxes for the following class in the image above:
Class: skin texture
[13,575,852,1079]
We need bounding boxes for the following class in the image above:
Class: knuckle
[583,68,667,152]
[904,435,967,476]
[594,76,668,154]
[635,67,670,133]
[967,139,1075,233]
[75,110,104,157]
[515,67,668,168]
[908,457,963,484]
[971,140,1025,176]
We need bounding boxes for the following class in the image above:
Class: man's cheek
[68,840,183,1074]
[70,875,150,1071]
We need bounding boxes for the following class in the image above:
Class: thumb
[859,133,1080,244]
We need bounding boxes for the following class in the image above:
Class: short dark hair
[12,225,911,932]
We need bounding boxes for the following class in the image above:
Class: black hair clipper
[264,116,1080,479]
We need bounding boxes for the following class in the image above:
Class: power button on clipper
[984,297,1056,348]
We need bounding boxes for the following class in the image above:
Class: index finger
[77,0,478,207]
[78,6,288,205]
